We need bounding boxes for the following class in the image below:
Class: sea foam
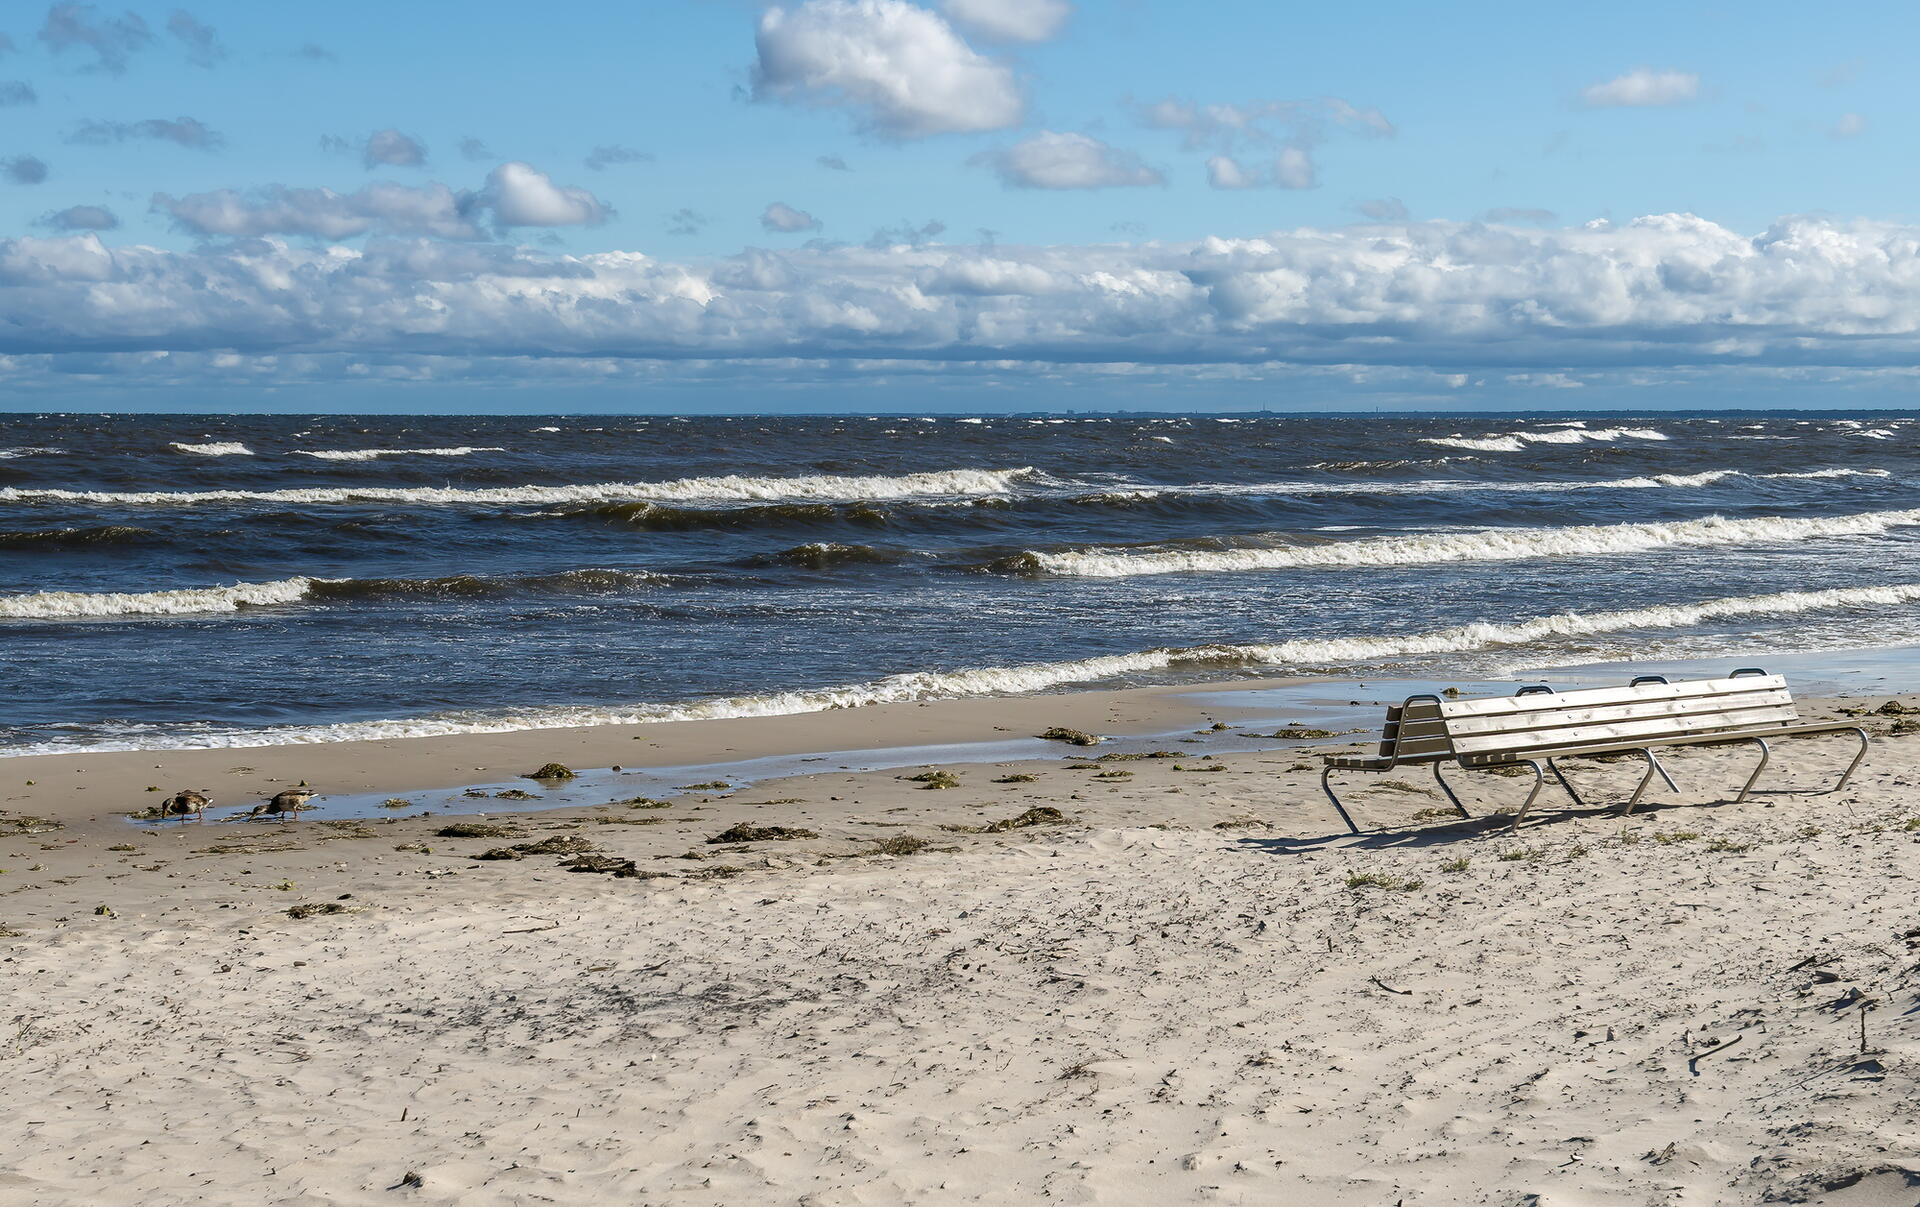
[1021,506,1920,578]
[1421,427,1669,452]
[0,568,668,620]
[169,441,254,456]
[0,466,1038,508]
[293,446,507,461]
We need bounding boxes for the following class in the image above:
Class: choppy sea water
[4,411,1918,755]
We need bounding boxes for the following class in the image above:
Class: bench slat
[1442,689,1796,737]
[1441,675,1786,717]
[1448,703,1800,755]
[1455,720,1859,766]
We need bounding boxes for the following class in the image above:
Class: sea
[3,411,1917,756]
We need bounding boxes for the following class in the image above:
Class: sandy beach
[4,674,1918,1205]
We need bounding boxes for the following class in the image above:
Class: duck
[248,786,316,821]
[160,789,210,821]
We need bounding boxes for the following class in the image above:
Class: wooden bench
[1321,670,1869,833]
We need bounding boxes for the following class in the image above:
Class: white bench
[1321,670,1869,832]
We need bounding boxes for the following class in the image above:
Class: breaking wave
[1011,506,1920,578]
[0,466,1038,508]
[294,446,506,461]
[0,568,668,620]
[169,441,254,456]
[0,446,65,459]
[1421,427,1669,452]
[17,581,1920,753]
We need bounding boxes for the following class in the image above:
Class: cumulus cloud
[3,155,50,184]
[39,203,118,230]
[458,136,493,161]
[1205,148,1314,190]
[13,214,1920,391]
[1355,197,1409,221]
[817,154,850,170]
[68,116,223,149]
[167,9,223,67]
[976,131,1163,190]
[761,201,823,232]
[753,0,1023,138]
[1581,68,1700,108]
[363,128,427,168]
[940,0,1070,42]
[667,208,708,236]
[584,143,652,171]
[39,2,152,74]
[0,80,36,106]
[483,161,610,227]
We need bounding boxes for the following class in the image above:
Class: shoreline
[12,642,1920,837]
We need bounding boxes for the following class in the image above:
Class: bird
[160,789,210,821]
[248,786,315,822]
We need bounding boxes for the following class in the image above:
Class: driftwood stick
[1687,1033,1741,1075]
[1369,976,1413,996]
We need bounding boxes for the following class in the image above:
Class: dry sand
[3,681,1919,1205]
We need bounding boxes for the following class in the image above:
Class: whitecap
[1025,506,1920,578]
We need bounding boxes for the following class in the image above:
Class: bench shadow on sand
[1242,783,1845,854]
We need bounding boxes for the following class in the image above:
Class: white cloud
[153,182,485,240]
[1356,197,1409,221]
[976,132,1163,190]
[40,204,119,231]
[1140,96,1393,151]
[761,201,823,232]
[68,116,224,149]
[1204,148,1314,190]
[753,0,1023,138]
[1272,147,1315,189]
[482,162,611,227]
[940,0,1070,42]
[153,164,611,239]
[15,214,1920,387]
[1206,155,1252,190]
[167,10,224,68]
[364,128,427,168]
[1831,112,1867,139]
[39,2,152,74]
[1581,68,1700,108]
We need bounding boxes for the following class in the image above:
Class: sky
[2,0,1919,413]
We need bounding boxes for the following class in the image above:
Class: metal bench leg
[1651,752,1679,793]
[1623,749,1660,815]
[1830,727,1870,794]
[1546,757,1587,808]
[1506,760,1547,832]
[1320,766,1361,835]
[1431,762,1471,819]
[1736,737,1771,803]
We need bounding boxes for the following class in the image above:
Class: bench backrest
[1378,696,1452,761]
[1437,672,1797,761]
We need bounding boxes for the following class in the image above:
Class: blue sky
[3,1,1919,411]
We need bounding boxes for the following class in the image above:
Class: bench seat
[1320,670,1869,833]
